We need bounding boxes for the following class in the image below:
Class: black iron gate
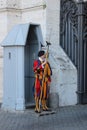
[60,0,87,104]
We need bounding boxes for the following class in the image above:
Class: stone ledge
[0,3,46,13]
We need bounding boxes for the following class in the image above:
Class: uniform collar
[39,57,43,62]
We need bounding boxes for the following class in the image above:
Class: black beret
[38,50,45,57]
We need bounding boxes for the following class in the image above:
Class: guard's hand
[42,60,46,65]
[42,60,47,68]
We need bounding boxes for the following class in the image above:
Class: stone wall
[0,0,77,106]
[45,0,77,106]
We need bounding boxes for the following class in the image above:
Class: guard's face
[41,54,46,61]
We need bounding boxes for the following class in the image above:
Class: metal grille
[60,0,78,67]
[60,0,87,104]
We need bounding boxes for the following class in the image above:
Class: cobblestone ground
[0,105,87,130]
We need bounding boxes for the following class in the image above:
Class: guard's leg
[35,96,38,112]
[44,99,49,110]
[42,99,49,110]
[35,97,41,113]
[37,97,41,113]
[41,99,46,110]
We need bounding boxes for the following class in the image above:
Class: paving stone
[0,105,87,130]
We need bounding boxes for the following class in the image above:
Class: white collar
[39,57,43,62]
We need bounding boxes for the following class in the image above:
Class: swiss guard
[33,50,52,113]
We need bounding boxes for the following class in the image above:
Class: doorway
[24,25,39,107]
